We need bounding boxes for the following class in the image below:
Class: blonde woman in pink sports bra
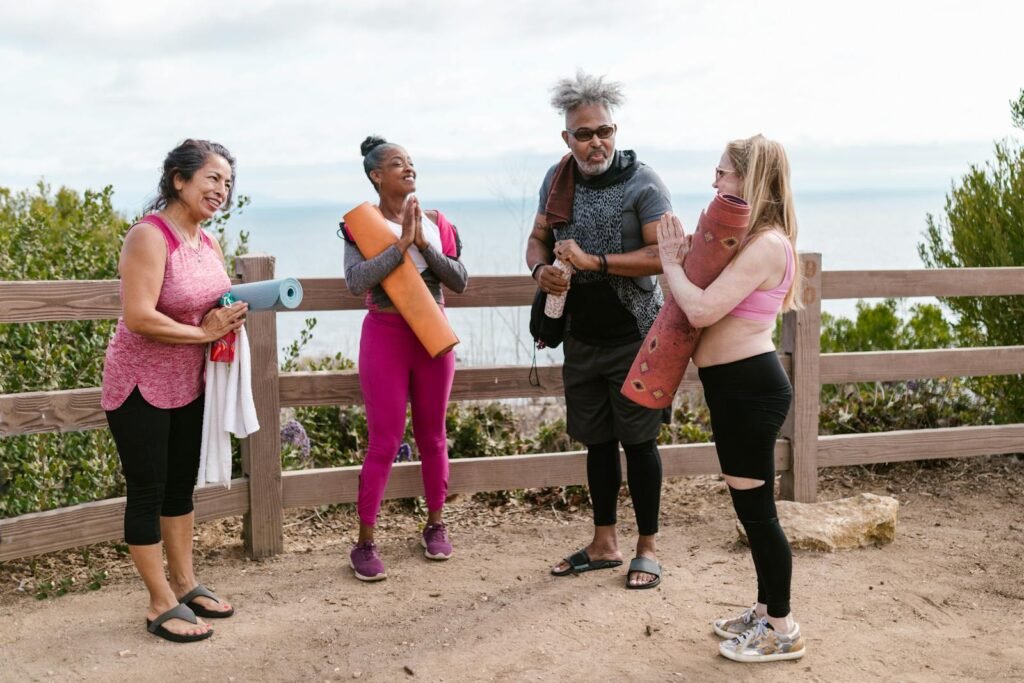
[101,139,248,643]
[657,134,807,663]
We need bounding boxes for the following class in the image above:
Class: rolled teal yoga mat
[229,278,303,311]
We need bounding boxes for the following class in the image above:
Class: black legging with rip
[587,438,662,536]
[105,387,205,545]
[699,351,794,618]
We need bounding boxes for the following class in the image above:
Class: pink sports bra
[728,231,794,322]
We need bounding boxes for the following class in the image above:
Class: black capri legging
[698,351,792,482]
[700,351,795,617]
[105,387,205,545]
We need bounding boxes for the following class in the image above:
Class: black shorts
[563,335,669,445]
[698,352,792,481]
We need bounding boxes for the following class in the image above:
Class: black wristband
[530,262,546,280]
[598,253,608,275]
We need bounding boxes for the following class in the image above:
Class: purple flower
[394,443,412,463]
[281,419,311,463]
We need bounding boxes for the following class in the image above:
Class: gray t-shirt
[537,156,672,342]
[537,161,673,252]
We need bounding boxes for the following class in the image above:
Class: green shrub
[817,300,991,436]
[919,88,1024,422]
[0,184,250,516]
[820,300,954,353]
[0,184,126,516]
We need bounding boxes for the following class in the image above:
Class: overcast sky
[2,0,1022,209]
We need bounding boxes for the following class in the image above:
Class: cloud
[1,0,1022,209]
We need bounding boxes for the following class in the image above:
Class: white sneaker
[713,605,762,639]
[719,617,806,663]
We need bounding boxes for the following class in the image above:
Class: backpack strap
[432,210,462,258]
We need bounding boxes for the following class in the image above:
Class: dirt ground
[2,455,1023,683]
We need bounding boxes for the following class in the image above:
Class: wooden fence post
[780,252,822,502]
[235,255,284,558]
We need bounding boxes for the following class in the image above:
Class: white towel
[198,326,260,488]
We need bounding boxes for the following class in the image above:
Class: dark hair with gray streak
[360,135,398,192]
[549,69,625,114]
[146,139,235,213]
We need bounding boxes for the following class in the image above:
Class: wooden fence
[2,254,1023,561]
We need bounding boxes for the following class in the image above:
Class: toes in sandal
[625,556,662,590]
[551,549,623,576]
[179,584,234,619]
[146,603,212,643]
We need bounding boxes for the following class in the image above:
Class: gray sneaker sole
[719,643,806,663]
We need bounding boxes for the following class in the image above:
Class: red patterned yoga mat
[621,193,751,408]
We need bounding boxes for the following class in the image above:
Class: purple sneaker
[350,541,387,582]
[421,522,453,560]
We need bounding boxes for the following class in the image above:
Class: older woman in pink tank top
[101,139,247,643]
[657,135,807,663]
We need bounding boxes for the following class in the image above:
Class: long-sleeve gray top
[344,240,468,308]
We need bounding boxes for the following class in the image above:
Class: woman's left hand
[657,212,689,269]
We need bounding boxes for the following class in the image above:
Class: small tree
[919,88,1024,422]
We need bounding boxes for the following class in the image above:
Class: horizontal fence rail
[7,267,1024,323]
[822,268,1024,299]
[2,259,1023,561]
[0,444,791,563]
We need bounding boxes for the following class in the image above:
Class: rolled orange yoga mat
[342,202,459,358]
[621,193,751,409]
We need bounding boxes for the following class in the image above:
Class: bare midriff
[693,315,776,368]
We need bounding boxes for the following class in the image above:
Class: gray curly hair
[549,69,625,114]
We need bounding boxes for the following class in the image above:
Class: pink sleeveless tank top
[101,215,231,410]
[728,231,795,322]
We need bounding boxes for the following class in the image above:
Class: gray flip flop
[179,584,234,619]
[146,603,211,643]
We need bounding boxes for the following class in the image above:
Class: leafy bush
[819,379,990,435]
[0,184,126,516]
[919,88,1024,422]
[0,183,250,516]
[446,403,534,458]
[275,318,363,472]
[820,299,953,353]
[817,300,991,436]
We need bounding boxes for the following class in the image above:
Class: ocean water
[236,189,947,366]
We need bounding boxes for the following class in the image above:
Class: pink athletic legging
[357,310,455,526]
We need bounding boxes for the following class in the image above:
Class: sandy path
[2,460,1023,682]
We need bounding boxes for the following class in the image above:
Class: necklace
[164,214,203,261]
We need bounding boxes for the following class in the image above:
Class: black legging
[587,438,662,536]
[105,387,205,545]
[700,351,794,618]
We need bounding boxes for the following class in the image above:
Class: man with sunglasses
[526,71,673,590]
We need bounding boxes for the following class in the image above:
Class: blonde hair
[725,134,801,311]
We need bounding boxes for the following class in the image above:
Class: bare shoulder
[424,209,439,223]
[122,220,165,253]
[732,228,790,284]
[744,228,790,258]
[119,220,168,274]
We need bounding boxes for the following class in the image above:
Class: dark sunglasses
[565,124,616,142]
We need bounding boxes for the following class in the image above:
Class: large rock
[736,493,899,552]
